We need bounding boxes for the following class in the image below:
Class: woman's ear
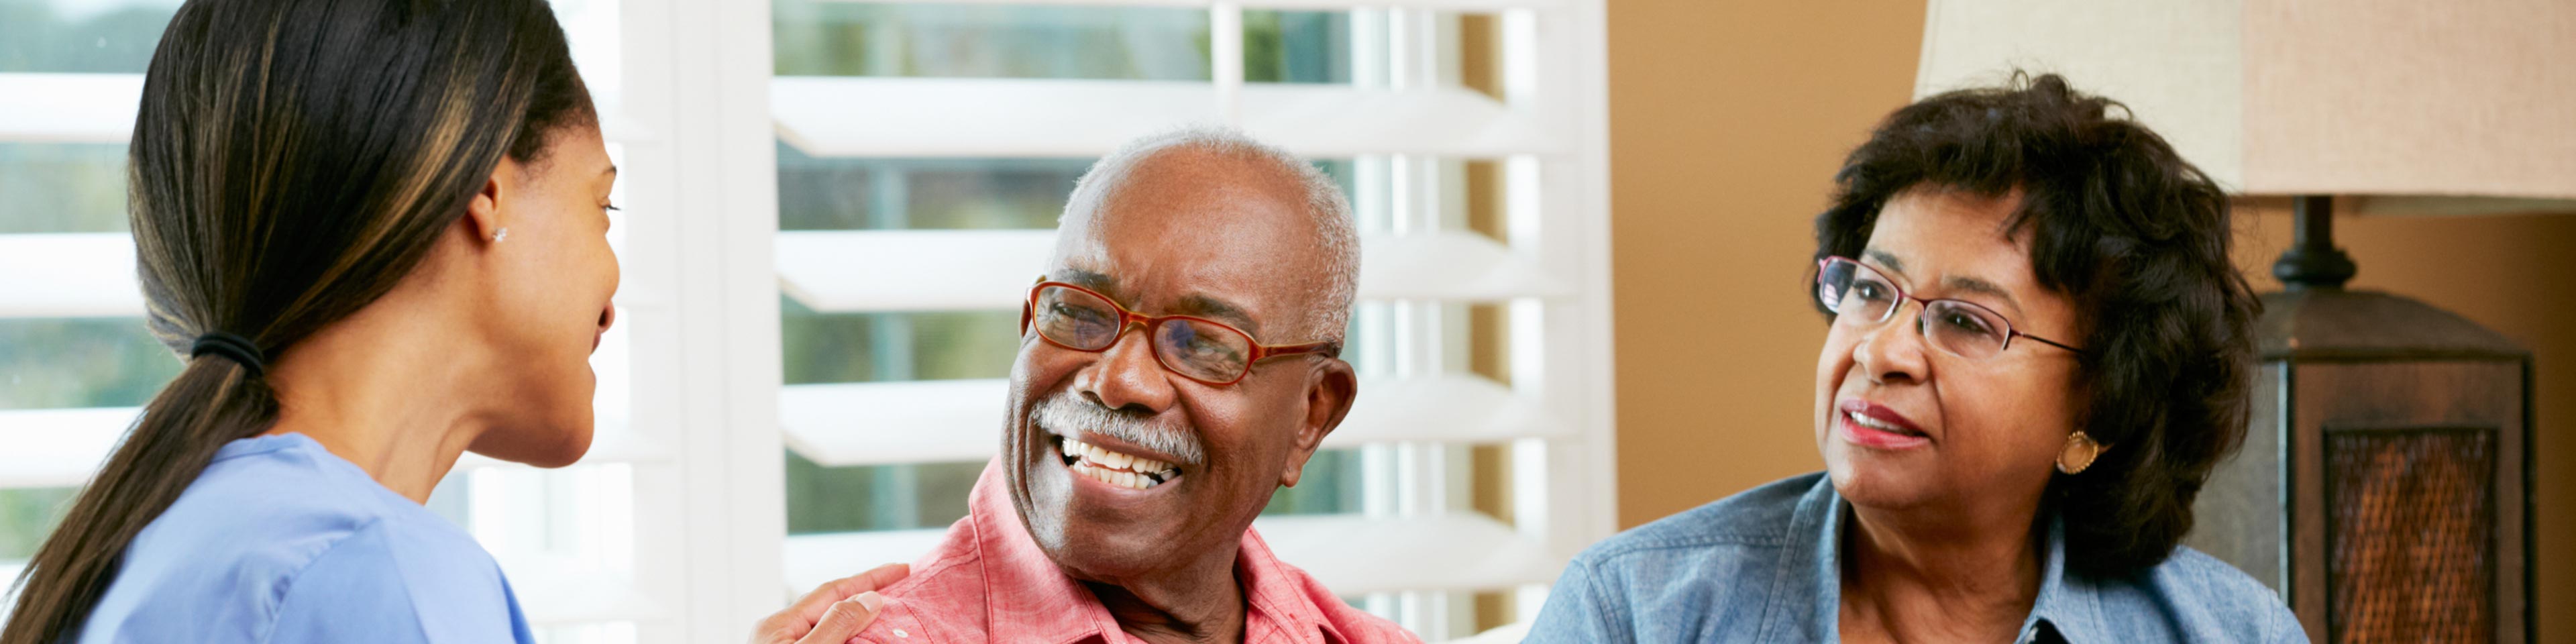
[463,157,522,244]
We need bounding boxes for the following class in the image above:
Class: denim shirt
[1526,473,2306,643]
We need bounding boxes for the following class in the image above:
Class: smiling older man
[840,128,1417,644]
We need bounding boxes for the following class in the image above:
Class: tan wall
[1604,1,2571,640]
[1605,1,1923,529]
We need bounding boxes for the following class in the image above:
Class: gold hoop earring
[2057,431,2106,474]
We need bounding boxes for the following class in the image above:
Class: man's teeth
[1058,437,1180,490]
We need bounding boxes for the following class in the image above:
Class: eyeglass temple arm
[1258,341,1342,361]
[2015,331,2086,354]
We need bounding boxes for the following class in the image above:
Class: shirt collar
[2016,515,2110,643]
[961,463,1119,643]
[1803,478,2112,644]
[963,462,1348,644]
[1236,529,1348,643]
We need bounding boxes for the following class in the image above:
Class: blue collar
[1790,476,2113,643]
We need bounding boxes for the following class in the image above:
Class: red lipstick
[1836,398,1930,449]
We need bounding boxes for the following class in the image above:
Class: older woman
[1526,74,2302,643]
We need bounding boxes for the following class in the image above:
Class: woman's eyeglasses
[1020,280,1340,386]
[1815,256,2085,360]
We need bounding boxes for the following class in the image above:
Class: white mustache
[1032,390,1205,466]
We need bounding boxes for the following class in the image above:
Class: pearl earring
[493,227,509,243]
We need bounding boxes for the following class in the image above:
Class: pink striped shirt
[847,462,1421,644]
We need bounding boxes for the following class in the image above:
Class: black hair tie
[191,332,266,375]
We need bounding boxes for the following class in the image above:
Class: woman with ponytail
[1,1,619,641]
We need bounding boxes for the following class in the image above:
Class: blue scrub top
[74,433,535,643]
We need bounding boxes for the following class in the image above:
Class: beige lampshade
[1915,0,2576,214]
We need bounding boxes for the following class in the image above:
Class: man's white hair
[1061,125,1360,343]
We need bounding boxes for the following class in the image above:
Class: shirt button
[892,629,908,639]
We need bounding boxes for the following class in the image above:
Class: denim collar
[1777,476,2111,643]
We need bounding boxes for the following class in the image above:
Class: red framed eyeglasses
[1020,279,1341,386]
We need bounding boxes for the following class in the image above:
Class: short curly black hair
[1812,72,2260,578]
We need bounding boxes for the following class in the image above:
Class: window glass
[773,1,1212,80]
[0,0,182,74]
[0,144,129,234]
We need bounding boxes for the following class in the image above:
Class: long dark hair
[1813,73,2259,578]
[1,1,594,641]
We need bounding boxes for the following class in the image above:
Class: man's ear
[462,157,519,244]
[1278,358,1358,488]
